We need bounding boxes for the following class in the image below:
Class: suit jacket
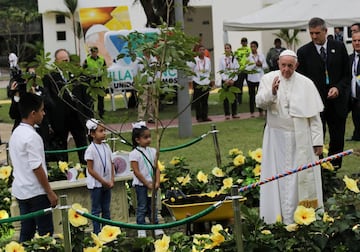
[297,39,351,118]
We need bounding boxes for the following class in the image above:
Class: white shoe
[138,230,146,238]
[155,229,164,236]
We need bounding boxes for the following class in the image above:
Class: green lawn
[1,87,360,177]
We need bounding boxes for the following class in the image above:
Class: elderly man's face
[278,55,298,79]
[55,50,70,63]
[309,26,327,45]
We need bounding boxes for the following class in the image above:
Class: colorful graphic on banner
[79,6,132,65]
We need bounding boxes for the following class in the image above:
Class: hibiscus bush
[160,148,262,207]
[47,161,86,182]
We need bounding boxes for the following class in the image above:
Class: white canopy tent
[223,0,360,32]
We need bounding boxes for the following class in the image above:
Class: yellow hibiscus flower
[261,230,272,235]
[78,172,85,179]
[158,161,165,172]
[0,210,9,219]
[91,232,104,247]
[5,241,25,252]
[276,214,282,223]
[74,163,82,170]
[83,246,101,252]
[212,167,224,177]
[182,174,191,186]
[222,178,233,189]
[249,148,262,163]
[294,205,316,225]
[211,224,223,234]
[233,155,245,166]
[285,223,298,232]
[196,171,208,183]
[160,174,168,183]
[0,166,12,180]
[321,161,334,171]
[58,161,69,173]
[98,225,121,243]
[169,157,181,166]
[210,232,225,247]
[206,191,219,198]
[154,234,170,252]
[68,203,88,227]
[322,212,335,223]
[252,164,261,177]
[228,148,242,156]
[343,175,360,193]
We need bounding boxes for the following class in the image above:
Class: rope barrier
[0,208,52,224]
[44,130,217,154]
[238,149,353,193]
[75,201,221,230]
[45,146,88,154]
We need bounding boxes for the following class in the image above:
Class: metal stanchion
[60,195,72,252]
[231,186,244,252]
[211,124,221,167]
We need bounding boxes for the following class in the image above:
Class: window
[56,15,65,24]
[57,31,66,41]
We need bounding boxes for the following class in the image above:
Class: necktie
[320,47,326,62]
[356,54,360,98]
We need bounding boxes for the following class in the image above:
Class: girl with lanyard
[219,43,240,120]
[85,118,115,234]
[129,121,163,238]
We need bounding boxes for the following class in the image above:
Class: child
[129,121,164,237]
[85,118,115,234]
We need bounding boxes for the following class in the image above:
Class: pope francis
[256,49,324,224]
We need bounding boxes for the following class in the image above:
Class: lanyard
[140,147,154,177]
[93,142,106,173]
[197,58,206,73]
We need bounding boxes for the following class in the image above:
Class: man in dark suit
[349,32,360,141]
[43,49,89,164]
[297,17,351,168]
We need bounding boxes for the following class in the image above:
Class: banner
[79,6,132,66]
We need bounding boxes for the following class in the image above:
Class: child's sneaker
[155,229,164,236]
[138,230,146,237]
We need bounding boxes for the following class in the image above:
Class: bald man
[256,50,324,224]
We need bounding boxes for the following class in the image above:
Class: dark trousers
[18,195,53,242]
[321,105,347,168]
[98,95,104,117]
[135,185,158,224]
[193,82,210,120]
[90,187,111,234]
[247,80,263,114]
[351,98,360,140]
[222,82,237,116]
[236,73,247,104]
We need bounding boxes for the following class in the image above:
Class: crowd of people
[6,17,360,241]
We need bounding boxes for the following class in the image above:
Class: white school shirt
[9,123,48,200]
[129,146,156,186]
[188,56,211,85]
[219,55,239,82]
[85,142,113,189]
[246,53,268,83]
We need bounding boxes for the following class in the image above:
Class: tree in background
[136,0,190,27]
[0,0,41,62]
[274,29,301,51]
[47,0,82,56]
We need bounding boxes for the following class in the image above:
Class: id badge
[147,189,152,197]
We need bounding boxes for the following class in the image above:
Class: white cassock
[256,70,324,224]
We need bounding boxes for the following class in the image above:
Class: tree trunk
[140,0,161,27]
